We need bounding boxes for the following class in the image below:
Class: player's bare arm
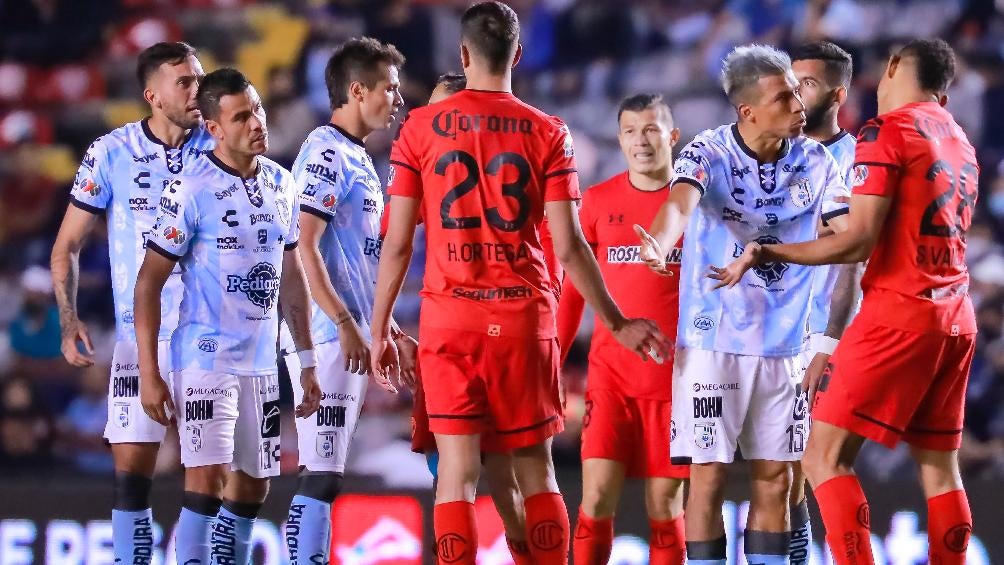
[133,248,178,426]
[370,194,421,392]
[51,206,101,367]
[280,246,321,418]
[546,199,670,362]
[636,181,701,274]
[299,211,371,376]
[709,193,893,288]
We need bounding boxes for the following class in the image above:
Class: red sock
[814,475,875,565]
[524,492,570,565]
[434,501,477,565]
[927,489,972,565]
[648,515,686,565]
[506,537,533,565]
[572,510,613,565]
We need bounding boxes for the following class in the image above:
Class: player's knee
[644,481,684,520]
[296,472,343,504]
[227,473,270,504]
[689,463,728,497]
[185,465,228,497]
[750,465,791,503]
[113,472,153,511]
[581,481,619,518]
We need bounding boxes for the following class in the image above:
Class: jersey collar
[820,129,850,147]
[207,151,260,180]
[141,117,195,148]
[328,123,366,148]
[731,123,790,164]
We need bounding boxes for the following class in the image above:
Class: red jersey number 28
[920,159,978,239]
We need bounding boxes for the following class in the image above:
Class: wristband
[297,348,317,369]
[810,334,839,355]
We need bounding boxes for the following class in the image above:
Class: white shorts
[104,340,172,444]
[172,369,281,478]
[670,347,809,464]
[284,339,368,473]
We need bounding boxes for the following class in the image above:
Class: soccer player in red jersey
[370,3,669,564]
[556,93,687,565]
[712,39,978,564]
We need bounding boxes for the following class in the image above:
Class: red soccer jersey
[558,172,682,398]
[852,102,978,335]
[387,90,580,338]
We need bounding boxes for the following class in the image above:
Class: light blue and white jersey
[146,153,300,376]
[291,124,383,345]
[69,119,215,342]
[808,131,857,336]
[672,124,849,357]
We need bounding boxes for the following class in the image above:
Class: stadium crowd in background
[1,0,1004,486]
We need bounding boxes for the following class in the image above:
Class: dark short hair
[325,37,405,110]
[196,68,252,121]
[896,38,956,94]
[436,72,467,95]
[136,42,197,87]
[461,1,519,74]
[617,93,673,124]
[790,41,853,88]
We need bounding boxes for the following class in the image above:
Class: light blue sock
[425,450,439,479]
[176,507,216,565]
[744,529,791,565]
[286,495,332,565]
[211,504,257,565]
[788,500,812,565]
[113,509,155,565]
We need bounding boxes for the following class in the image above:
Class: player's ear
[143,86,158,110]
[460,43,471,71]
[511,43,522,69]
[349,80,365,103]
[938,93,949,107]
[737,103,754,123]
[834,85,847,107]
[205,118,223,140]
[670,127,681,147]
[886,55,900,80]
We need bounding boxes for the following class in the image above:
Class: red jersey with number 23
[387,90,580,338]
[852,101,978,335]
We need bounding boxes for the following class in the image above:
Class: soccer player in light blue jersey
[788,41,862,565]
[280,37,408,565]
[134,68,321,565]
[635,44,853,565]
[50,42,213,565]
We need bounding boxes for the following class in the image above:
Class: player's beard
[803,97,834,134]
[165,105,201,131]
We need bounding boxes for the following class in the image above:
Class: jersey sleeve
[851,118,903,198]
[294,137,349,221]
[578,190,598,246]
[146,178,199,261]
[387,113,424,199]
[285,190,300,250]
[69,137,113,213]
[672,137,716,195]
[542,119,581,202]
[820,150,851,225]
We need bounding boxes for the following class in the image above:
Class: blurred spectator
[0,0,116,65]
[264,66,317,167]
[0,375,54,472]
[56,361,113,474]
[8,266,61,362]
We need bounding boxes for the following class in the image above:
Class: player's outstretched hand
[634,225,671,275]
[61,319,95,367]
[296,367,322,418]
[802,352,830,413]
[339,319,371,375]
[140,373,175,426]
[394,333,419,392]
[370,336,400,394]
[612,317,672,363]
[707,241,762,289]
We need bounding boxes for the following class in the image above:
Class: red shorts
[580,388,689,479]
[418,328,563,451]
[813,320,974,451]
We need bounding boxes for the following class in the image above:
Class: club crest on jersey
[163,226,186,245]
[114,403,130,428]
[789,177,812,208]
[165,148,183,174]
[316,432,336,458]
[751,235,789,286]
[226,262,280,314]
[187,424,203,453]
[386,166,396,187]
[694,422,716,449]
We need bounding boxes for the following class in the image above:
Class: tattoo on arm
[55,259,80,336]
[825,262,863,339]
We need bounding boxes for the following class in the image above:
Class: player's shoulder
[686,124,732,154]
[790,135,832,164]
[258,155,294,184]
[189,124,216,150]
[87,120,144,157]
[584,171,629,201]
